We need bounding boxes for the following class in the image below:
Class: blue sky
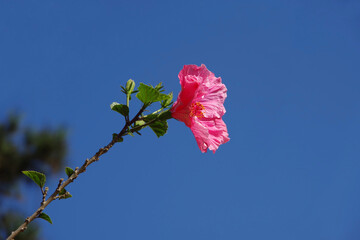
[1,0,360,239]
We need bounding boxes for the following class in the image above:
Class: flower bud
[126,79,135,94]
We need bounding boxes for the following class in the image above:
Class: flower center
[190,102,205,118]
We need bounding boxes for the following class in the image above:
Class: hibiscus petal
[197,81,227,118]
[205,118,230,153]
[171,75,200,126]
[190,118,230,153]
[190,119,211,153]
[179,64,214,85]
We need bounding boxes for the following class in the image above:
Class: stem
[125,93,130,124]
[137,108,165,121]
[128,118,158,134]
[151,107,163,115]
[6,104,147,240]
[126,94,130,108]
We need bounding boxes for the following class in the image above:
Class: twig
[6,104,147,240]
[41,187,49,205]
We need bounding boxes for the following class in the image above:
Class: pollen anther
[190,102,205,118]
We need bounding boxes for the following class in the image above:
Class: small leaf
[59,189,72,199]
[135,120,145,126]
[58,188,72,199]
[65,167,74,178]
[161,92,173,108]
[22,170,46,188]
[63,192,72,199]
[38,212,52,224]
[127,127,134,136]
[132,120,145,132]
[120,85,126,93]
[136,83,170,104]
[59,188,66,195]
[155,82,163,90]
[149,120,168,137]
[110,102,129,117]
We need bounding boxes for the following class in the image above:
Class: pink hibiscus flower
[171,64,230,153]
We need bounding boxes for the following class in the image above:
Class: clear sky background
[1,0,360,239]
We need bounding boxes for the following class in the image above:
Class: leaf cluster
[110,80,173,138]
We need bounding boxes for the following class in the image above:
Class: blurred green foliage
[0,113,67,239]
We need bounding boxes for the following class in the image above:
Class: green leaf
[155,82,163,90]
[142,113,157,122]
[22,170,46,188]
[134,120,145,126]
[136,83,170,104]
[127,127,134,136]
[132,120,144,130]
[38,212,52,224]
[110,102,129,117]
[58,188,72,199]
[158,110,172,121]
[126,79,135,94]
[161,92,173,108]
[59,188,66,195]
[149,120,168,137]
[63,192,72,199]
[65,167,74,178]
[120,85,126,93]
